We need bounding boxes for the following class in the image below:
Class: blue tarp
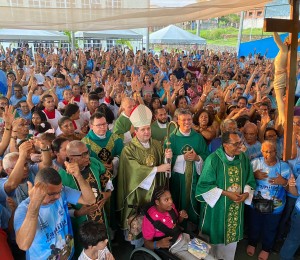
[239,33,300,59]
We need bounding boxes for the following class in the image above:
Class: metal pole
[196,20,201,36]
[146,27,149,53]
[71,31,75,50]
[237,11,245,55]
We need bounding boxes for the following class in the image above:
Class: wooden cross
[264,0,299,160]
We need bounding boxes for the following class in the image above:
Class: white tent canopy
[148,25,206,45]
[0,29,68,41]
[75,30,143,40]
[0,0,270,31]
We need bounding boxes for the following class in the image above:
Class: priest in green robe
[117,104,172,247]
[167,108,209,228]
[82,112,123,236]
[82,112,123,176]
[195,131,256,260]
[58,140,111,257]
[113,97,135,144]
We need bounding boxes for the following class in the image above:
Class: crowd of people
[0,43,300,260]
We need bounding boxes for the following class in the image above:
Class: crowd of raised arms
[0,43,300,260]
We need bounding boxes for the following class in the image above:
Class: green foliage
[188,27,273,46]
[116,39,133,50]
[199,27,238,40]
[63,31,72,43]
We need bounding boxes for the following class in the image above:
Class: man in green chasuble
[196,131,256,260]
[58,141,112,257]
[82,112,123,238]
[167,108,209,228]
[117,104,172,247]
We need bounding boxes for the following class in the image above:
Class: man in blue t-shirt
[14,166,96,260]
[54,73,71,102]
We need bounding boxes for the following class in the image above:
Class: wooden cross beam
[263,0,299,161]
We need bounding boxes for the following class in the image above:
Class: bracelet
[283,182,289,188]
[202,93,207,97]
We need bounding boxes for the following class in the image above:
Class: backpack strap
[144,208,181,244]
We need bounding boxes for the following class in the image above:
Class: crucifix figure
[264,0,300,160]
[273,32,300,126]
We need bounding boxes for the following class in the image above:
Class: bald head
[244,122,258,132]
[243,122,258,145]
[121,97,135,117]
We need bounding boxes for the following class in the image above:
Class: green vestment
[195,147,256,245]
[167,129,209,226]
[82,130,123,164]
[151,121,168,143]
[58,157,107,256]
[82,130,123,230]
[112,113,132,141]
[116,137,165,229]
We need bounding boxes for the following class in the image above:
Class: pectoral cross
[264,0,300,160]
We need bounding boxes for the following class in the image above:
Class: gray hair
[66,140,86,154]
[3,152,19,171]
[221,119,237,132]
[175,108,192,117]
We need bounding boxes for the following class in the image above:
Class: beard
[157,118,167,124]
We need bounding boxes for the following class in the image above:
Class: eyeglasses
[293,121,300,126]
[69,150,90,158]
[93,123,107,128]
[47,188,63,197]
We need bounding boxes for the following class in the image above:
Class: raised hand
[19,140,34,158]
[64,161,81,179]
[28,181,48,207]
[288,173,296,187]
[2,105,16,126]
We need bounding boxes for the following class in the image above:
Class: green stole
[58,158,107,226]
[58,158,109,255]
[167,129,209,225]
[196,147,255,245]
[215,148,243,245]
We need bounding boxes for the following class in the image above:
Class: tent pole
[71,31,75,50]
[237,11,245,56]
[146,27,149,53]
[196,20,201,36]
